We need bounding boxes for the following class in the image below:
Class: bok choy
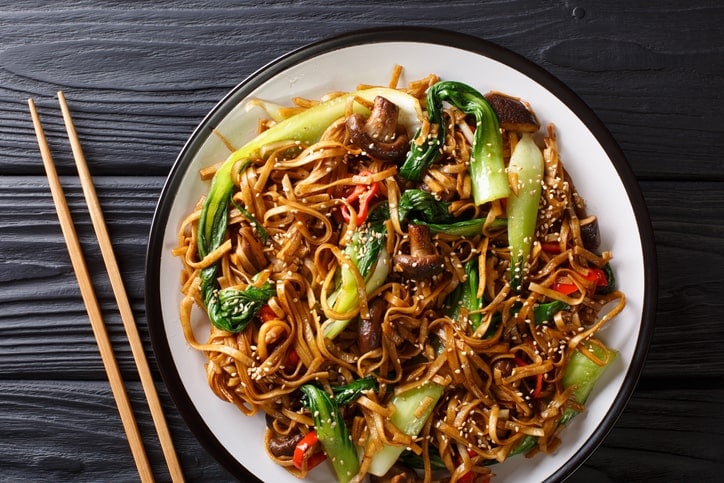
[197,88,422,332]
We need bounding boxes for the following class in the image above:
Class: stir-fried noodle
[174,69,625,482]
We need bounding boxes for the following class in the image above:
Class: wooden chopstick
[28,98,155,482]
[56,92,185,483]
[28,95,184,482]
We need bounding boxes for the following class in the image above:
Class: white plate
[146,27,656,482]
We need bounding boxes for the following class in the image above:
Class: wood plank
[0,176,722,379]
[0,379,233,482]
[1,379,720,481]
[0,2,722,178]
[571,381,724,482]
[641,181,724,376]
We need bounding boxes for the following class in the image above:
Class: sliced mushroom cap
[484,91,540,133]
[346,96,410,161]
[365,95,400,141]
[268,431,304,458]
[393,224,444,279]
[580,215,601,251]
[358,297,385,354]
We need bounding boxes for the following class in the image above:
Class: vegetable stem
[560,339,618,424]
[368,381,445,477]
[508,339,618,457]
[300,384,360,483]
[323,220,389,339]
[506,133,544,291]
[197,87,422,331]
[400,81,508,206]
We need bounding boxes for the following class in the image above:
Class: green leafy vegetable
[599,263,617,294]
[508,434,538,457]
[398,189,455,225]
[447,258,485,332]
[300,384,359,482]
[560,340,618,424]
[400,81,508,206]
[506,133,544,291]
[532,300,570,325]
[397,188,500,237]
[206,282,275,333]
[197,87,422,331]
[398,448,447,471]
[323,217,390,340]
[331,376,378,406]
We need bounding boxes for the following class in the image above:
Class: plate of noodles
[146,27,656,482]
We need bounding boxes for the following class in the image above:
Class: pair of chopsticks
[28,93,184,483]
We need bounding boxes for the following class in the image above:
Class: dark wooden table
[1,1,722,482]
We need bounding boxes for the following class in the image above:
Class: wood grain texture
[0,380,233,482]
[1,1,722,178]
[1,1,723,481]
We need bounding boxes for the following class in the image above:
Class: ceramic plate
[146,27,656,482]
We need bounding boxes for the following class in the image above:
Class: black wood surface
[1,1,723,482]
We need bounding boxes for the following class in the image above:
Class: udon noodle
[174,68,625,482]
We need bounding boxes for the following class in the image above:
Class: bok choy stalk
[368,381,445,477]
[323,217,390,339]
[509,338,618,456]
[299,384,359,483]
[506,133,544,292]
[560,339,618,424]
[400,81,508,206]
[197,87,422,332]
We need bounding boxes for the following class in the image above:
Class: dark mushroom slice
[484,91,540,133]
[346,96,410,161]
[358,297,385,353]
[365,95,400,141]
[268,431,304,458]
[393,224,445,279]
[492,357,515,378]
[579,215,601,251]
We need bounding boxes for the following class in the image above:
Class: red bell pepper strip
[258,304,276,323]
[457,448,476,483]
[552,280,578,296]
[459,471,475,483]
[340,170,380,226]
[552,268,608,295]
[584,268,608,287]
[285,348,300,367]
[292,430,326,470]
